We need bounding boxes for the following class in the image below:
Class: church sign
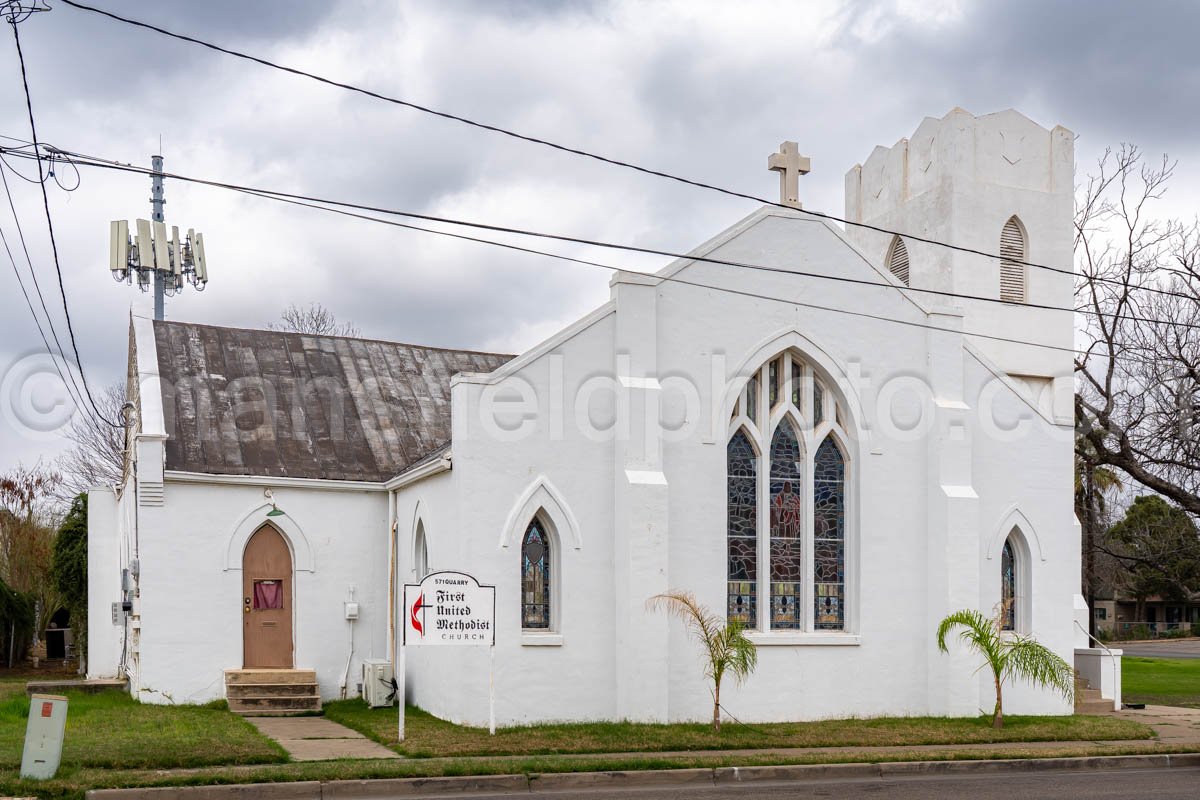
[403,571,495,646]
[398,570,498,738]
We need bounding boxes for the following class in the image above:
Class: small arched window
[521,518,551,630]
[1000,216,1026,302]
[887,235,910,286]
[1001,537,1016,631]
[414,522,429,579]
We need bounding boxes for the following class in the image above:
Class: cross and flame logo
[410,591,430,638]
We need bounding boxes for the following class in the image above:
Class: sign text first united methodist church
[403,571,496,646]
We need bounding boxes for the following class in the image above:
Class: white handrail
[1075,620,1121,712]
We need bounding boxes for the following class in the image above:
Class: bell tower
[844,108,1074,421]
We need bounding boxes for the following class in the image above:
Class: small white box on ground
[21,693,68,780]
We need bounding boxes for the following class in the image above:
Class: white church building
[89,108,1105,724]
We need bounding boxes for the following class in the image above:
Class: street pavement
[1118,639,1200,659]
[406,767,1200,798]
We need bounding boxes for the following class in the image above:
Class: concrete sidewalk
[246,717,401,761]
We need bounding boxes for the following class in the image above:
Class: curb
[84,752,1200,799]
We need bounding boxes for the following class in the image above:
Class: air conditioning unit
[361,659,395,708]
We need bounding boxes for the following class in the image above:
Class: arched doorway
[242,525,294,668]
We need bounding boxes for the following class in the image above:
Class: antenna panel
[170,226,183,277]
[135,220,154,269]
[109,220,128,273]
[152,221,170,275]
[192,231,207,282]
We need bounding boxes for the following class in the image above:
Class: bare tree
[56,382,128,502]
[267,303,361,338]
[1075,145,1200,516]
[0,463,64,636]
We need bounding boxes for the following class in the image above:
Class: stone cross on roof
[767,141,810,209]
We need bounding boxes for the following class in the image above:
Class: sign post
[402,571,496,738]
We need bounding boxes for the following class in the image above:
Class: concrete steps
[1074,672,1115,715]
[224,669,321,715]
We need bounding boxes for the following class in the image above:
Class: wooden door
[242,525,294,668]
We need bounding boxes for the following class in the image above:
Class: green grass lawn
[1123,657,1200,708]
[0,677,287,770]
[323,701,1153,759]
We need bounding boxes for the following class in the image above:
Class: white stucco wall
[86,487,122,678]
[399,204,1077,726]
[128,479,388,704]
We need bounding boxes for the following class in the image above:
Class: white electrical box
[21,694,68,780]
[361,659,394,707]
[344,602,359,620]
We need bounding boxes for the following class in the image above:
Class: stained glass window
[769,420,805,629]
[813,436,845,630]
[727,430,757,626]
[521,519,551,629]
[769,360,779,409]
[727,354,852,634]
[1001,538,1016,631]
[414,523,429,579]
[791,358,802,407]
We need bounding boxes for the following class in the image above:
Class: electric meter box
[21,694,68,780]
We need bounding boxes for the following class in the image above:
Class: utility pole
[109,154,209,318]
[150,154,166,320]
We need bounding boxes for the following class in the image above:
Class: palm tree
[936,606,1074,729]
[646,591,758,732]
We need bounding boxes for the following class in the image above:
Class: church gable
[151,320,512,482]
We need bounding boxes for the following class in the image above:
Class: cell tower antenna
[108,152,210,319]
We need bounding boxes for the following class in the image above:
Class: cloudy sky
[2,0,1199,478]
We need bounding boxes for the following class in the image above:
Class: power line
[9,18,119,427]
[0,219,89,413]
[14,145,1199,335]
[56,0,1143,292]
[10,142,1078,357]
[0,142,91,413]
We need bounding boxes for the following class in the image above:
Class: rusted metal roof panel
[153,320,511,482]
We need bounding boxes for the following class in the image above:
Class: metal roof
[151,320,512,482]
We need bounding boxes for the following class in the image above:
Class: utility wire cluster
[4,1,1197,435]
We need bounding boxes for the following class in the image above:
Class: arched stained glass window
[1001,538,1016,631]
[726,352,852,634]
[769,419,805,629]
[813,437,845,630]
[521,519,551,629]
[727,430,757,626]
[414,522,429,579]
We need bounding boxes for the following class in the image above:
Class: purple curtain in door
[253,580,283,610]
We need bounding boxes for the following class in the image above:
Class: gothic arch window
[769,418,805,629]
[887,235,911,286]
[1000,216,1027,302]
[521,517,552,630]
[1001,537,1016,631]
[813,436,846,629]
[727,351,853,633]
[414,521,429,579]
[999,523,1038,634]
[727,429,758,626]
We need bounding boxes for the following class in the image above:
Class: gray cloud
[2,0,1199,476]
